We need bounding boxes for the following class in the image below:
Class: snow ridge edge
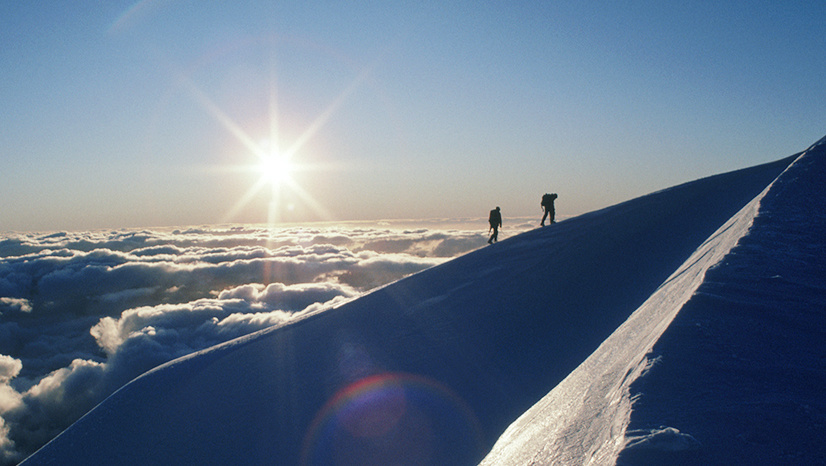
[479,153,802,465]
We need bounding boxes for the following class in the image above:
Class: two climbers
[486,193,558,244]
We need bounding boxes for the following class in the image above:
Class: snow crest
[480,155,794,465]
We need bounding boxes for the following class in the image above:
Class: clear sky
[2,1,824,231]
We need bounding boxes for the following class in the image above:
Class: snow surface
[617,138,826,465]
[481,139,825,465]
[21,139,824,465]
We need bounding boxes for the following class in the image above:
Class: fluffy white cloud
[90,281,359,361]
[0,299,31,314]
[24,359,105,418]
[0,417,18,466]
[0,221,525,464]
[0,356,23,464]
[0,358,106,462]
[0,356,21,386]
[0,356,22,414]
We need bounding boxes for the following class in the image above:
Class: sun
[221,133,332,225]
[257,150,295,188]
[164,33,381,226]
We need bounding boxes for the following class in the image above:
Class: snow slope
[617,137,826,465]
[21,143,815,465]
[482,138,826,465]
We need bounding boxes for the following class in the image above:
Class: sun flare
[173,45,368,225]
[258,150,295,188]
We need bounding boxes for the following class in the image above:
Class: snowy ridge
[480,154,793,465]
[20,146,807,465]
[617,138,826,464]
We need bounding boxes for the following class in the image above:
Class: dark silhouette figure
[541,193,558,226]
[488,206,502,244]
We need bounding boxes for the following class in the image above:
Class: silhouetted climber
[488,206,502,244]
[541,193,558,226]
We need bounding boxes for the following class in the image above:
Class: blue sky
[2,1,824,231]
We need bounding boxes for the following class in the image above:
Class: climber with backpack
[488,206,502,244]
[540,193,558,226]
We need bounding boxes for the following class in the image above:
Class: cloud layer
[0,220,525,464]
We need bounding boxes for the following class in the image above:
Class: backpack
[541,193,557,206]
[489,209,500,223]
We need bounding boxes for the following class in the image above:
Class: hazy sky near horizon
[2,1,824,231]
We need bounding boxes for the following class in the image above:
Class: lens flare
[302,372,483,465]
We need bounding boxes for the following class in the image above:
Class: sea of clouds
[0,219,534,464]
